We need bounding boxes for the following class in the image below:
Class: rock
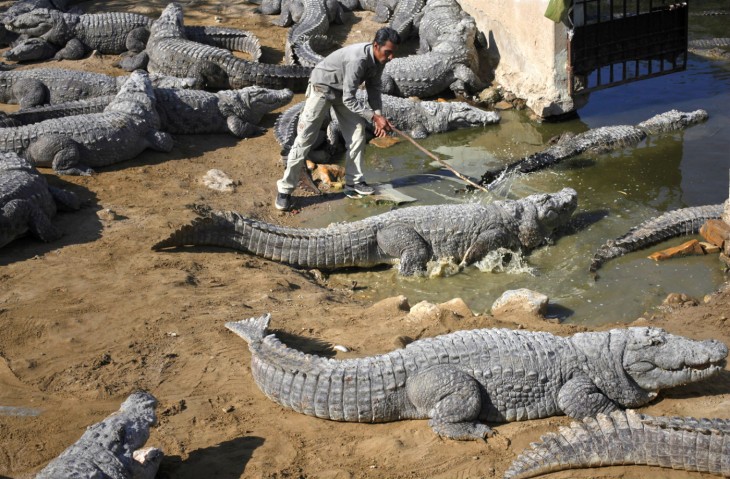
[494,101,514,111]
[477,87,501,105]
[648,239,704,261]
[491,289,549,317]
[700,219,730,248]
[369,136,401,148]
[367,295,410,316]
[202,169,236,192]
[97,208,122,221]
[700,241,721,254]
[438,298,474,318]
[407,300,441,322]
[663,293,699,306]
[722,198,730,225]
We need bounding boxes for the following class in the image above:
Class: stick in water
[391,127,490,193]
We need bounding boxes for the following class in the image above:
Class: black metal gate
[569,0,689,93]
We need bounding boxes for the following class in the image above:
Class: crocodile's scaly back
[480,109,709,187]
[9,95,113,124]
[504,410,730,479]
[228,317,727,440]
[35,391,162,479]
[153,190,577,276]
[589,203,724,274]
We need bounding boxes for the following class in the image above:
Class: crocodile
[380,0,484,98]
[35,391,162,479]
[4,9,262,64]
[226,315,727,440]
[504,409,730,478]
[688,38,730,49]
[0,67,197,108]
[0,152,79,248]
[388,0,424,38]
[0,70,172,175]
[5,86,294,138]
[479,109,709,187]
[153,188,577,276]
[589,203,723,276]
[282,0,343,67]
[146,2,312,91]
[274,90,500,158]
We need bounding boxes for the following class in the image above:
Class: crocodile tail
[185,25,262,62]
[225,314,271,345]
[589,203,723,275]
[151,211,243,251]
[504,410,730,478]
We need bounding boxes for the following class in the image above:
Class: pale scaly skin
[153,188,578,276]
[35,391,162,479]
[505,409,730,478]
[227,317,728,441]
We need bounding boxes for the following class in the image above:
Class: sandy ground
[1,1,730,478]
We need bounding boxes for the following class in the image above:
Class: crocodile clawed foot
[430,420,494,441]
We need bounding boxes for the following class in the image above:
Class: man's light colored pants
[277,84,367,194]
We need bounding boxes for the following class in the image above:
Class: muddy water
[296,13,730,325]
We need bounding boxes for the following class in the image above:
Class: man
[275,27,401,211]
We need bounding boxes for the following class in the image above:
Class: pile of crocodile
[3,7,263,65]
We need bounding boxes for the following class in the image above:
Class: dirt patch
[1,1,729,478]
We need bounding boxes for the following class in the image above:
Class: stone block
[438,298,475,318]
[647,239,704,261]
[491,289,548,317]
[367,295,410,316]
[407,301,441,322]
[700,219,730,248]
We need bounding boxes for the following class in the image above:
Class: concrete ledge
[458,0,587,117]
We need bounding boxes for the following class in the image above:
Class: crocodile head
[622,326,727,391]
[443,102,500,129]
[147,74,201,90]
[501,187,578,249]
[150,2,186,41]
[219,87,294,123]
[3,37,58,62]
[636,109,709,134]
[4,8,69,41]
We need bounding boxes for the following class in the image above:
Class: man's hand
[373,113,394,138]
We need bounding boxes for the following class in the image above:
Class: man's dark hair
[374,27,401,46]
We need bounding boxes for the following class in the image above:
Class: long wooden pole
[391,127,490,193]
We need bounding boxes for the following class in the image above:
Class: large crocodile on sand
[226,315,727,440]
[35,391,162,479]
[0,152,79,248]
[480,109,709,187]
[0,70,172,175]
[504,409,730,478]
[153,188,578,276]
[146,3,312,91]
[589,203,724,275]
[0,67,197,107]
[4,86,294,138]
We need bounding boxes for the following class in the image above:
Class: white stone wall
[458,0,587,117]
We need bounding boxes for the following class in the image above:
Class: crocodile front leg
[12,78,49,108]
[376,223,431,275]
[459,229,520,269]
[557,375,620,419]
[125,26,150,53]
[2,198,61,243]
[54,38,87,60]
[407,365,493,440]
[117,51,149,72]
[28,134,92,176]
[227,117,266,138]
[146,131,174,152]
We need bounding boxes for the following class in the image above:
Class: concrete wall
[458,0,586,117]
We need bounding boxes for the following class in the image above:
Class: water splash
[474,247,537,275]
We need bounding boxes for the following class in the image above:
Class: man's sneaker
[274,192,292,211]
[344,182,375,198]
